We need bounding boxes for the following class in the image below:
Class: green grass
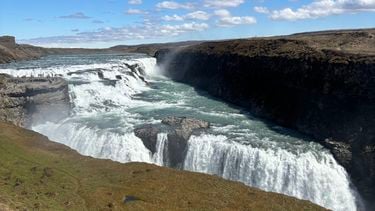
[0,122,326,210]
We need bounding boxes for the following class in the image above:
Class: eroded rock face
[324,139,352,167]
[0,36,46,64]
[0,36,16,48]
[0,74,70,127]
[162,116,210,140]
[134,117,210,167]
[134,124,160,154]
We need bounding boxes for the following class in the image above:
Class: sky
[0,0,374,48]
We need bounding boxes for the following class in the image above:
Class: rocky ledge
[0,74,70,127]
[155,29,375,208]
[134,116,210,168]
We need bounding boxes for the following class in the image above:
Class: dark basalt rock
[162,116,210,140]
[134,124,160,154]
[134,117,210,168]
[155,36,375,208]
[97,71,104,79]
[323,139,352,167]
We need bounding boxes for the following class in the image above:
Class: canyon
[155,28,375,209]
[0,28,374,210]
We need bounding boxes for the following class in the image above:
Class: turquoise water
[0,54,360,211]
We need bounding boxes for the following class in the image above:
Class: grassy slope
[0,122,326,211]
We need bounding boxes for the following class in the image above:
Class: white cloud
[163,11,210,21]
[126,9,148,15]
[254,6,270,14]
[59,12,91,19]
[256,0,375,21]
[162,14,184,21]
[128,0,142,5]
[156,1,194,10]
[218,16,257,27]
[185,11,210,20]
[204,0,244,8]
[214,9,256,27]
[21,21,209,45]
[160,22,209,35]
[214,9,231,17]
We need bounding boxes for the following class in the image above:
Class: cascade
[0,55,360,211]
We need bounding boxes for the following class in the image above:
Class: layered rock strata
[0,74,70,127]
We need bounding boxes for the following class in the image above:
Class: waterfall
[153,133,168,165]
[0,54,361,211]
[32,121,152,163]
[183,134,358,211]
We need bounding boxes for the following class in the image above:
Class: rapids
[0,54,361,211]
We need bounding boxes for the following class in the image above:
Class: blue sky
[0,0,374,48]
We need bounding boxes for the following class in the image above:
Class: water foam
[183,134,358,211]
[1,55,361,211]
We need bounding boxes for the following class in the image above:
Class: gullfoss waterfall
[0,54,360,211]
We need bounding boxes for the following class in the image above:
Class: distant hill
[1,28,374,64]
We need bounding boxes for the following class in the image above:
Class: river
[0,54,361,211]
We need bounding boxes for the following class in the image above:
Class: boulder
[134,124,160,154]
[134,116,210,167]
[162,116,210,140]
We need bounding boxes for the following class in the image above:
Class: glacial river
[0,54,361,211]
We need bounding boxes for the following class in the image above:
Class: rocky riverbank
[0,74,70,127]
[156,28,375,209]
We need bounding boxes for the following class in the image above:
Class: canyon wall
[156,30,375,208]
[0,74,70,127]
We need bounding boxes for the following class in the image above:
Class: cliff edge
[0,74,70,127]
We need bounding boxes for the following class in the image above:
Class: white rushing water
[0,54,360,211]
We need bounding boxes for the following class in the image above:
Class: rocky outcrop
[134,116,210,167]
[0,36,46,64]
[161,116,210,140]
[0,36,16,49]
[0,74,70,127]
[156,29,375,209]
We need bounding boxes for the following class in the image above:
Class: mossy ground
[0,122,326,210]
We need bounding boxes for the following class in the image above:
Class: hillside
[0,36,200,64]
[0,36,45,64]
[0,122,325,210]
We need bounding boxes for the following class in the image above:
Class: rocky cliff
[0,36,46,64]
[0,74,70,127]
[156,28,375,209]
